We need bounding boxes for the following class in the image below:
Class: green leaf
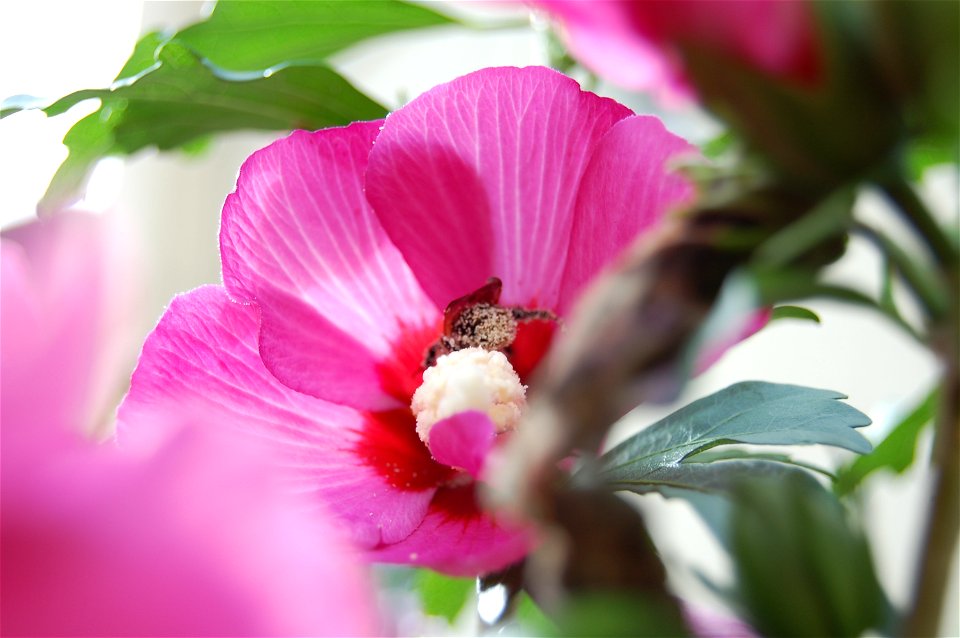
[416,570,473,624]
[685,447,835,478]
[175,0,456,72]
[835,388,938,496]
[700,130,736,159]
[515,592,556,634]
[753,187,856,269]
[541,593,691,638]
[6,0,452,212]
[115,30,169,81]
[9,42,385,212]
[40,111,117,213]
[605,458,814,496]
[770,305,821,324]
[906,140,959,181]
[730,473,892,637]
[597,382,872,487]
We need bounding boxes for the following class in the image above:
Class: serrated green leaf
[416,570,473,624]
[731,474,892,637]
[175,0,455,72]
[14,42,385,212]
[598,382,872,486]
[770,305,821,324]
[835,388,937,496]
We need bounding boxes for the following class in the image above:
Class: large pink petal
[3,423,379,636]
[558,115,696,312]
[369,485,532,577]
[1,212,136,465]
[366,66,633,310]
[221,122,439,409]
[118,285,435,548]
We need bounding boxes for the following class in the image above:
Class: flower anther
[412,347,527,444]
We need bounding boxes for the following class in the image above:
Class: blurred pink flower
[1,212,136,450]
[119,66,696,576]
[1,213,378,636]
[536,0,820,100]
[684,604,758,637]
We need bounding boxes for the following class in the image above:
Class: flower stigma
[411,347,526,444]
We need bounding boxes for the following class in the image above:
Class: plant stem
[901,265,959,637]
[852,221,948,321]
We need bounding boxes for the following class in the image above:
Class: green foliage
[175,0,455,72]
[730,473,891,637]
[605,457,815,497]
[868,1,959,154]
[596,382,871,495]
[515,592,556,634]
[539,594,690,637]
[4,43,385,212]
[700,131,736,160]
[752,187,856,269]
[415,570,473,624]
[835,388,938,496]
[906,141,959,181]
[770,305,821,324]
[2,0,454,212]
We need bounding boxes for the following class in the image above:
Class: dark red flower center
[357,278,559,493]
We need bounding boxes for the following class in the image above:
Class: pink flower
[1,213,378,636]
[118,66,695,576]
[536,1,821,99]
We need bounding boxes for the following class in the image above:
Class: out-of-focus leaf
[597,382,871,487]
[175,0,456,72]
[543,593,690,637]
[753,186,856,268]
[40,112,116,214]
[731,473,891,637]
[5,43,385,212]
[770,305,821,323]
[835,388,937,496]
[869,1,959,152]
[684,447,834,478]
[906,141,959,181]
[701,130,736,159]
[515,592,556,634]
[416,570,473,624]
[680,2,903,188]
[5,0,453,212]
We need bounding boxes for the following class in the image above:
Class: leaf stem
[901,267,960,637]
[880,176,958,268]
[852,221,948,323]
